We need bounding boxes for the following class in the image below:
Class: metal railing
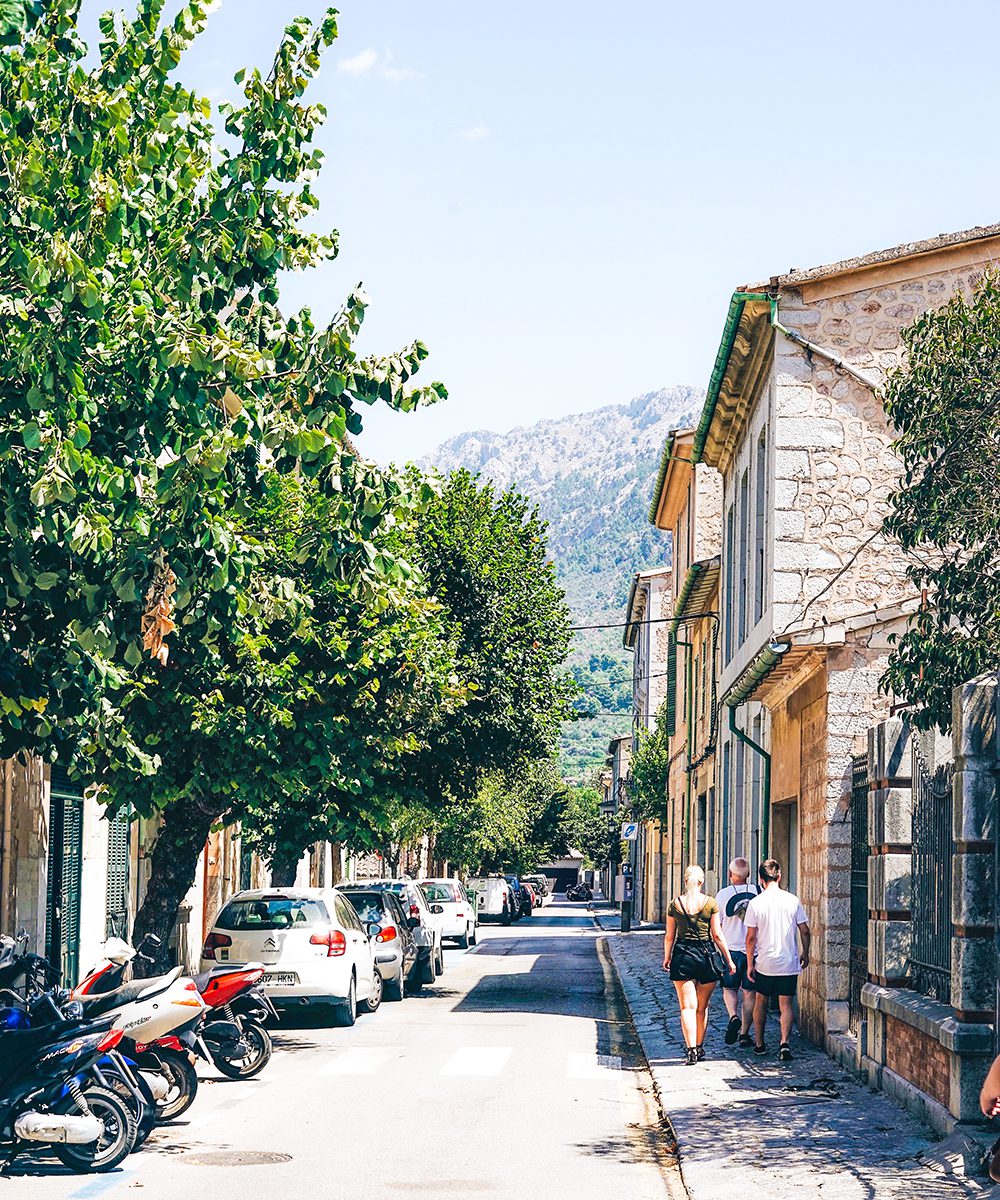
[909,738,954,1003]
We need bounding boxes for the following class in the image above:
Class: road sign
[621,822,638,841]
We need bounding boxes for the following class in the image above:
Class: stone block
[870,918,911,979]
[771,571,802,603]
[868,852,911,913]
[869,716,911,782]
[951,851,994,927]
[869,786,913,846]
[774,509,806,538]
[951,936,996,1014]
[774,478,799,507]
[827,999,850,1032]
[952,1050,996,1123]
[777,416,846,449]
[773,449,810,480]
[952,763,997,843]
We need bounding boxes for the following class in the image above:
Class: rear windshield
[215,897,327,931]
[342,893,386,923]
[420,882,458,903]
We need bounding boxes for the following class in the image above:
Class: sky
[82,1,1000,464]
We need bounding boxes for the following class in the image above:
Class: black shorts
[669,940,719,985]
[753,971,798,998]
[721,950,755,992]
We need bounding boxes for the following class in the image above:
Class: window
[738,468,750,646]
[723,505,736,662]
[216,897,327,930]
[754,429,768,624]
[696,794,707,870]
[706,788,716,873]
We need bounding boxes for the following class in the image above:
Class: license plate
[263,972,298,987]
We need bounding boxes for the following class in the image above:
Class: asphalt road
[18,901,679,1200]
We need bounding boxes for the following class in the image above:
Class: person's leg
[695,982,716,1046]
[673,981,698,1048]
[752,988,769,1048]
[741,986,755,1034]
[778,993,795,1044]
[722,986,739,1018]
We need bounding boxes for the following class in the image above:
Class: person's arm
[981,1054,1000,1117]
[798,921,811,970]
[663,914,676,971]
[710,910,736,974]
[745,925,757,981]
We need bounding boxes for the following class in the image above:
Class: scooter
[190,963,275,1079]
[0,1015,135,1173]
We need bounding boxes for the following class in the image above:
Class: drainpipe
[1,760,11,930]
[675,636,694,864]
[728,706,771,861]
[768,298,879,392]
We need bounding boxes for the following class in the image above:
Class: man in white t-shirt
[744,858,810,1063]
[714,858,759,1048]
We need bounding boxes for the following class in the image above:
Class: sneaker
[696,1045,706,1062]
[753,1043,768,1056]
[686,1048,699,1066]
[738,1033,753,1049]
[779,1043,793,1063]
[725,1015,741,1045]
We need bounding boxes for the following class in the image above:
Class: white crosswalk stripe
[321,1046,400,1076]
[565,1051,622,1079]
[439,1046,512,1076]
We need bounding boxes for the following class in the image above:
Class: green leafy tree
[882,270,1000,729]
[0,3,445,961]
[560,782,615,869]
[628,706,670,821]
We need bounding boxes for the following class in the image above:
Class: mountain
[422,385,704,780]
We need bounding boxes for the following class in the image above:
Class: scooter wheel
[53,1085,136,1173]
[213,1023,272,1080]
[152,1048,199,1121]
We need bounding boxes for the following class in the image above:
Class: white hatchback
[200,887,380,1026]
[419,879,477,948]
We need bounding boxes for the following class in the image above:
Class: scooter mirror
[103,937,136,965]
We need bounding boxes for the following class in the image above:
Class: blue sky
[85,2,1000,463]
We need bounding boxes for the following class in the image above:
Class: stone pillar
[867,716,912,988]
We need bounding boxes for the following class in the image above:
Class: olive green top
[668,895,717,941]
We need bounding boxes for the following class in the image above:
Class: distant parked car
[521,874,549,906]
[469,876,516,925]
[520,881,537,914]
[200,887,380,1026]
[505,874,532,920]
[339,880,442,982]
[342,887,420,999]
[420,879,478,948]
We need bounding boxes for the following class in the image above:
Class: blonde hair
[682,864,705,900]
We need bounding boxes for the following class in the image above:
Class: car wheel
[385,968,405,1001]
[434,946,444,976]
[456,932,469,949]
[470,924,478,946]
[500,904,511,926]
[333,974,357,1027]
[361,969,382,1014]
[418,952,435,985]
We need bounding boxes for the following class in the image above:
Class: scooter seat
[76,968,181,1018]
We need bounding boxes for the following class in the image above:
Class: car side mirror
[430,904,444,915]
[406,916,421,930]
[366,922,382,940]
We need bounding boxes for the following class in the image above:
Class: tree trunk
[330,841,343,885]
[132,799,218,976]
[268,849,300,888]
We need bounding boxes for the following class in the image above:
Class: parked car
[339,880,442,981]
[341,887,420,999]
[521,874,549,906]
[468,876,516,925]
[419,879,477,948]
[520,881,537,914]
[200,887,380,1026]
[504,874,532,920]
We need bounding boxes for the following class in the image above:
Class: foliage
[0,2,445,768]
[559,782,616,868]
[435,759,570,876]
[882,269,1000,730]
[628,703,670,821]
[399,469,576,805]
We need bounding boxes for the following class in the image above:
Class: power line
[570,609,717,632]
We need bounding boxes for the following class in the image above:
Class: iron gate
[46,767,84,987]
[849,753,869,1034]
[909,740,954,1002]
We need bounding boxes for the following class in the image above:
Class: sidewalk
[595,919,990,1199]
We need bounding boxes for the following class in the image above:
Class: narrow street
[23,903,680,1200]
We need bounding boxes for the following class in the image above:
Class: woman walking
[662,865,735,1065]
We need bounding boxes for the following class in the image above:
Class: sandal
[685,1047,699,1066]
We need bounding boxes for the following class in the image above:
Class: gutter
[648,442,695,527]
[768,299,879,391]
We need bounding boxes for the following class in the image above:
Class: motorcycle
[0,1014,135,1173]
[188,963,275,1080]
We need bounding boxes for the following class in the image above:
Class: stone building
[692,222,1000,1050]
[648,427,723,898]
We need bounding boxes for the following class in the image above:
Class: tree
[628,705,670,821]
[0,3,446,964]
[560,782,616,869]
[881,269,1000,730]
[399,469,576,807]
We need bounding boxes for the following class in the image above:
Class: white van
[468,876,515,925]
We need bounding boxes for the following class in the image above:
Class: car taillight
[97,1028,124,1052]
[310,928,347,957]
[376,925,398,944]
[202,932,232,960]
[409,903,420,918]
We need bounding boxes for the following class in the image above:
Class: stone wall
[885,1014,951,1110]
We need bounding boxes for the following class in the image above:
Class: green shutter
[106,814,131,939]
[665,631,677,738]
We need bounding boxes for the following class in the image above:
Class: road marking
[321,1046,400,1076]
[69,1170,136,1199]
[566,1051,623,1079]
[440,1046,512,1076]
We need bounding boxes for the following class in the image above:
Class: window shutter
[665,631,677,737]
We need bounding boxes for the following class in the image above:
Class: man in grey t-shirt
[714,858,758,1048]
